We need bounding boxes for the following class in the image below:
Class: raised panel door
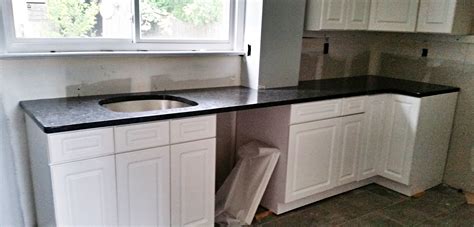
[286,118,341,202]
[116,146,170,226]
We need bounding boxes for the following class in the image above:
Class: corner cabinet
[416,0,472,34]
[236,92,457,214]
[378,95,420,185]
[26,114,216,227]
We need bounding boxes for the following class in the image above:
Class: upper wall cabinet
[306,0,473,34]
[369,0,420,32]
[416,0,472,34]
[305,0,371,30]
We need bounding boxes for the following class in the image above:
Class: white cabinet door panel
[116,146,170,226]
[380,95,420,185]
[359,95,388,180]
[337,114,365,185]
[171,138,216,227]
[51,156,118,226]
[369,0,420,32]
[321,0,347,29]
[417,0,456,33]
[286,118,341,202]
[346,0,371,30]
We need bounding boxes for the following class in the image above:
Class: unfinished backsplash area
[299,32,474,193]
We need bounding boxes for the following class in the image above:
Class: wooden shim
[465,191,474,205]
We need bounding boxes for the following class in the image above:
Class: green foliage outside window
[47,0,100,37]
[45,0,223,37]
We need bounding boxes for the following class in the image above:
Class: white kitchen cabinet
[286,118,341,202]
[358,94,388,180]
[171,138,216,227]
[369,0,420,32]
[337,114,365,186]
[26,115,216,227]
[306,0,371,30]
[416,0,472,34]
[116,146,170,226]
[50,156,118,226]
[379,95,420,185]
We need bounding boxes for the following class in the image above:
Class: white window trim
[1,0,245,53]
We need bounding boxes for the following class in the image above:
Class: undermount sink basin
[99,95,198,113]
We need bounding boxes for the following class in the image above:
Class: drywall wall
[0,4,4,53]
[299,31,474,193]
[0,55,241,226]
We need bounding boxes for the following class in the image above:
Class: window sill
[0,50,246,59]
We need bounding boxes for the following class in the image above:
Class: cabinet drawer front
[115,121,170,153]
[48,128,114,164]
[342,96,367,115]
[170,115,216,144]
[290,99,342,124]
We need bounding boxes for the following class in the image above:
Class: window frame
[1,0,245,53]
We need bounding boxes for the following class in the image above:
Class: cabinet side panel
[25,116,55,226]
[235,106,291,209]
[452,0,473,35]
[410,92,458,194]
[305,0,323,30]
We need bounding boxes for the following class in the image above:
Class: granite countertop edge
[20,75,460,134]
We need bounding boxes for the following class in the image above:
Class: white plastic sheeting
[215,141,280,225]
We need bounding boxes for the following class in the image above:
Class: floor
[251,184,474,226]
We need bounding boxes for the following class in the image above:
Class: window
[2,0,244,52]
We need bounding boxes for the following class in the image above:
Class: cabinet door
[379,95,420,185]
[286,118,341,202]
[337,114,365,185]
[171,138,216,227]
[416,0,456,33]
[116,146,170,226]
[50,156,118,226]
[321,0,348,30]
[359,95,388,180]
[346,0,371,30]
[369,0,420,32]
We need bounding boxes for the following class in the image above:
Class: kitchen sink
[99,95,198,112]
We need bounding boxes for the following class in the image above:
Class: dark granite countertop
[20,75,460,133]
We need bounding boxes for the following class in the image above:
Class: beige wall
[300,32,474,193]
[0,55,241,226]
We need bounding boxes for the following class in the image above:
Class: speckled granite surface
[20,75,459,133]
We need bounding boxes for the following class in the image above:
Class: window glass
[12,0,132,39]
[139,0,231,41]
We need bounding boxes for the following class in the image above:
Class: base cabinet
[237,93,457,215]
[171,139,216,227]
[27,115,216,227]
[51,156,118,226]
